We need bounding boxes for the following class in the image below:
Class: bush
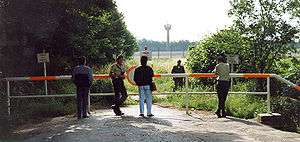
[272,97,300,131]
[186,28,251,74]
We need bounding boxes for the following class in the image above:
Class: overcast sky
[115,0,233,42]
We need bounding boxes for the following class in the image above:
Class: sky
[115,0,233,42]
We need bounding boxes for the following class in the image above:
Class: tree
[0,0,138,76]
[229,0,299,73]
[186,28,250,78]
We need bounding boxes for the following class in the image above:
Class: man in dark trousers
[171,60,185,91]
[109,55,128,116]
[213,56,230,118]
[72,56,93,119]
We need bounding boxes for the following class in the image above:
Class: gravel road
[11,105,300,142]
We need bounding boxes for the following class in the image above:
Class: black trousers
[216,80,230,113]
[112,78,128,110]
[76,87,89,119]
[173,78,184,91]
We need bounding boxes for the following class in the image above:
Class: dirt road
[8,105,300,142]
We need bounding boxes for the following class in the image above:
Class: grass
[123,58,268,119]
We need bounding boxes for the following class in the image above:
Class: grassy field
[123,58,267,119]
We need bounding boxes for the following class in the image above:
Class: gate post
[185,75,189,114]
[267,77,271,114]
[7,80,10,116]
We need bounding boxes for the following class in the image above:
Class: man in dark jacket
[72,56,93,119]
[171,60,185,91]
[134,56,154,117]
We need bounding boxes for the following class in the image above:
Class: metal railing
[2,73,300,117]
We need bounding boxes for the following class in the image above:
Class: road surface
[7,105,300,142]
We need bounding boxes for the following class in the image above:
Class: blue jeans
[138,85,152,115]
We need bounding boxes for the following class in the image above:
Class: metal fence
[2,73,300,117]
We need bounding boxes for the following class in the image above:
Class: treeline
[0,0,137,77]
[138,39,195,51]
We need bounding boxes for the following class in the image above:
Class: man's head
[144,46,148,50]
[78,56,86,65]
[177,60,182,66]
[116,55,124,64]
[217,56,226,63]
[140,56,148,66]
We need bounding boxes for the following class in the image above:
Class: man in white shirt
[213,56,230,118]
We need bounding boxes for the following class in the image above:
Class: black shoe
[221,111,227,118]
[116,112,124,116]
[139,114,145,117]
[83,116,89,118]
[215,112,221,118]
[147,114,154,117]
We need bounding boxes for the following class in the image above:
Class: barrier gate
[2,73,300,117]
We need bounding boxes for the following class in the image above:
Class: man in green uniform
[109,55,128,116]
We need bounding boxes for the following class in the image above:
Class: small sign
[227,54,239,64]
[37,53,49,63]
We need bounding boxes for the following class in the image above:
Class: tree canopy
[0,0,137,76]
[229,0,300,73]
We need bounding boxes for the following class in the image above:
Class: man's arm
[133,68,138,83]
[171,66,175,73]
[213,64,219,75]
[88,68,93,84]
[71,68,76,83]
[109,65,116,78]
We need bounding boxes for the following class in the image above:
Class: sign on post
[226,54,239,91]
[226,55,239,65]
[37,52,49,95]
[37,53,50,63]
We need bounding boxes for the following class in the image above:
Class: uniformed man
[72,56,93,119]
[109,55,128,116]
[213,56,230,118]
[171,60,185,91]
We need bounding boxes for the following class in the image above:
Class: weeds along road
[7,105,298,142]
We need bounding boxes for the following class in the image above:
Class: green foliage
[227,95,266,119]
[1,0,138,77]
[272,96,300,131]
[275,57,300,83]
[186,28,251,74]
[229,0,299,73]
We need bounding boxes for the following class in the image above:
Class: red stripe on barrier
[30,76,58,81]
[293,85,300,91]
[242,74,271,78]
[126,65,138,85]
[93,75,110,79]
[154,74,161,78]
[190,73,217,78]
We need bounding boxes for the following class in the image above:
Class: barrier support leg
[7,81,10,117]
[185,75,189,114]
[267,77,271,114]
